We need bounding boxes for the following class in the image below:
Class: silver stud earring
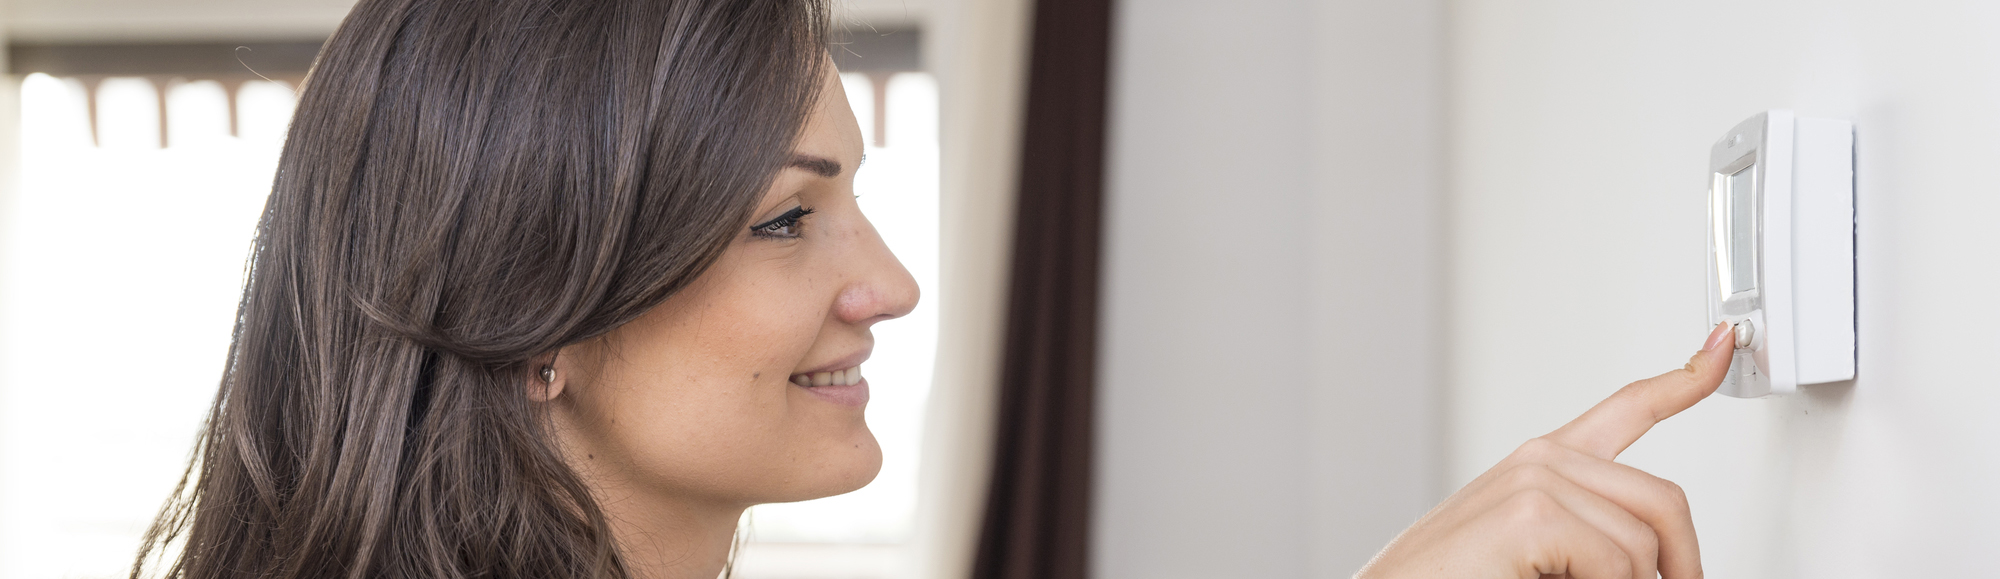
[538,366,556,383]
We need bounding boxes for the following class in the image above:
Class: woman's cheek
[618,393,796,499]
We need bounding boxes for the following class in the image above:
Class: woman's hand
[1357,323,1737,579]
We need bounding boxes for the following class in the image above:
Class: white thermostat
[1708,110,1856,398]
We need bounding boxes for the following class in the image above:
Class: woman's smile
[790,350,872,407]
[791,367,869,406]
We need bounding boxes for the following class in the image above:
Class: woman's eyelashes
[750,206,815,239]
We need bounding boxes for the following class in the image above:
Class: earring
[538,366,556,383]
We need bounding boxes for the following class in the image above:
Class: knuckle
[1633,522,1662,557]
[1658,478,1692,512]
[1510,437,1561,463]
[1501,489,1563,526]
[1499,463,1558,489]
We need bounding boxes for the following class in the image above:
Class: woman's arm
[1357,322,1736,579]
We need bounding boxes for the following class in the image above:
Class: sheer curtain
[0,74,294,579]
[910,0,1036,577]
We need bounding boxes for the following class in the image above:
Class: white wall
[1096,0,1443,577]
[1447,1,2000,577]
[1103,1,2000,578]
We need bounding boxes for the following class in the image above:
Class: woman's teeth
[791,366,862,387]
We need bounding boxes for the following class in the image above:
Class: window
[0,73,295,578]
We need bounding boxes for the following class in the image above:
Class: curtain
[971,0,1116,577]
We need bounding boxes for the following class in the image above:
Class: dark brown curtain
[970,0,1115,577]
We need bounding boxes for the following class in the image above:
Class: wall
[1101,1,2000,578]
[1447,1,2000,577]
[1095,0,1443,577]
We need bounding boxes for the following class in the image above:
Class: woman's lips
[790,365,869,407]
[791,366,863,388]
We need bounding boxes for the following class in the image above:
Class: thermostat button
[1734,320,1755,349]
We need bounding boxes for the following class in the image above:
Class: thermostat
[1707,110,1856,398]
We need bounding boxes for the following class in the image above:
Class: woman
[137,0,1732,577]
[138,0,900,576]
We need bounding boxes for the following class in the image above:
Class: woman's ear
[527,352,567,402]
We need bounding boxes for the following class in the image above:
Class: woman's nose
[833,219,920,327]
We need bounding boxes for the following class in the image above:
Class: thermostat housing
[1707,110,1856,398]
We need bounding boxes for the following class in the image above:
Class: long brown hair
[134,0,829,577]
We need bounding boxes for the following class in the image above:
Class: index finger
[1545,323,1735,460]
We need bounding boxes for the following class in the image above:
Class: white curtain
[912,0,1035,578]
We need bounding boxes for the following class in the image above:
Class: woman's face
[550,69,917,510]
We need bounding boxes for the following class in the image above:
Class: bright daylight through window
[0,71,939,579]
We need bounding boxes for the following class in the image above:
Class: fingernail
[1703,322,1732,352]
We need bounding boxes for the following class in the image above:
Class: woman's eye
[750,206,815,239]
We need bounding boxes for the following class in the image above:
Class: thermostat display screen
[1715,165,1758,298]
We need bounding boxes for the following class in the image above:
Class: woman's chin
[780,431,883,502]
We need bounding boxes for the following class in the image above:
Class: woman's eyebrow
[787,154,843,178]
